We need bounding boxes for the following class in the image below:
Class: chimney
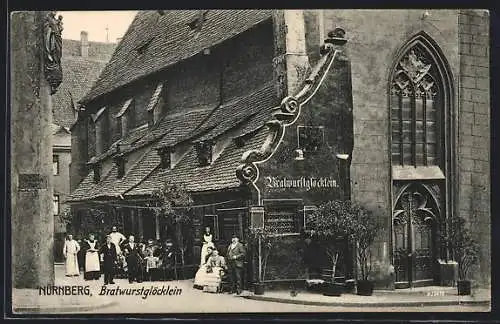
[80,31,89,57]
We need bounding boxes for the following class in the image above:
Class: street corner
[12,287,118,314]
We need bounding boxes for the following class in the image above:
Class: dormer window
[194,141,213,166]
[114,98,133,136]
[187,10,209,31]
[114,156,126,179]
[93,163,101,183]
[147,82,164,127]
[298,126,324,155]
[234,137,245,148]
[158,146,172,169]
[136,38,153,56]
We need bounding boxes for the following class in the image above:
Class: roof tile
[80,10,273,104]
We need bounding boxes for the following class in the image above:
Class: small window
[158,147,171,169]
[136,38,153,56]
[93,163,101,183]
[53,195,60,215]
[298,126,324,155]
[147,82,164,126]
[187,10,209,31]
[194,141,213,167]
[53,155,59,175]
[115,157,125,178]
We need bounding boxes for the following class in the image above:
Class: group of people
[193,227,246,295]
[63,225,248,294]
[62,226,177,285]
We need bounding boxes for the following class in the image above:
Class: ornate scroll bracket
[236,27,349,197]
[43,11,63,95]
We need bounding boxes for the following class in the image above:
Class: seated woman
[193,246,213,289]
[193,248,227,293]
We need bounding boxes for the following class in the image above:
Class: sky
[56,11,138,43]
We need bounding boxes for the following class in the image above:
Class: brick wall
[458,9,490,285]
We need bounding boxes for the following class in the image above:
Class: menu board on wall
[264,210,299,234]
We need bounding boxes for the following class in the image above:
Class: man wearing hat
[160,239,176,280]
[227,233,246,295]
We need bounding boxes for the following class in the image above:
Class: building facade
[52,32,115,261]
[68,10,490,287]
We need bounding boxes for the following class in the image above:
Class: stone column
[11,11,62,288]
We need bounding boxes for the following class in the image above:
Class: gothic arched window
[390,46,443,167]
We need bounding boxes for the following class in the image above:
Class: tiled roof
[127,126,269,196]
[68,118,269,202]
[193,82,277,142]
[79,10,273,104]
[93,107,214,162]
[69,82,277,202]
[67,161,117,201]
[62,39,117,61]
[53,40,116,128]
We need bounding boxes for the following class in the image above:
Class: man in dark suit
[160,239,176,280]
[122,235,144,283]
[227,234,246,295]
[99,235,117,285]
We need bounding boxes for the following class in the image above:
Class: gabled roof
[53,39,116,129]
[79,10,273,105]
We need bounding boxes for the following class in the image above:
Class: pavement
[11,264,491,314]
[244,285,491,308]
[12,264,118,314]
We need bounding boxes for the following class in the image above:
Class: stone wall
[457,9,490,285]
[316,9,461,285]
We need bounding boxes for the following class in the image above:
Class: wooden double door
[393,183,441,288]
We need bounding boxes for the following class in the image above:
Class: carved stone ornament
[43,11,63,95]
[392,47,437,99]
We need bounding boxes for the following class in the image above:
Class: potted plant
[248,226,280,295]
[307,200,358,297]
[442,216,480,296]
[351,206,381,296]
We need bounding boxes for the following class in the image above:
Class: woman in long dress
[83,233,101,280]
[200,249,227,293]
[63,234,80,276]
[200,227,214,266]
[193,246,213,289]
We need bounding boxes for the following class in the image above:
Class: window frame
[53,155,59,176]
[390,47,443,169]
[53,195,60,215]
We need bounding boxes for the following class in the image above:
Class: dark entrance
[216,207,250,288]
[393,183,440,288]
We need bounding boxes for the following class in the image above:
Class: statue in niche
[43,11,63,95]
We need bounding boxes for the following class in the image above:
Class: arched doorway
[393,183,441,287]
